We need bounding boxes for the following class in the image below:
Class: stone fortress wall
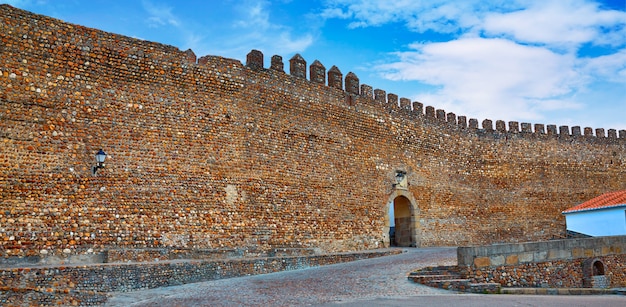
[1,4,626,262]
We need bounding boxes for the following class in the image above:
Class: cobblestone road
[105,247,626,307]
[106,247,456,306]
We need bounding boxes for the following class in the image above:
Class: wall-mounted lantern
[393,170,408,189]
[92,149,107,175]
[395,170,406,183]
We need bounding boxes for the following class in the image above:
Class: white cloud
[482,0,626,48]
[274,32,314,54]
[142,0,180,28]
[377,38,584,121]
[132,0,313,61]
[320,0,519,33]
[223,0,313,56]
[582,48,626,82]
[233,0,271,29]
[320,7,352,19]
[322,0,626,46]
[320,0,625,126]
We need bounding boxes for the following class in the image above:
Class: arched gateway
[383,189,420,247]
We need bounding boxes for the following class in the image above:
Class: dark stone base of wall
[0,288,108,307]
[0,248,401,306]
[461,254,626,288]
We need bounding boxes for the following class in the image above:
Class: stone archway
[383,189,420,247]
[583,258,609,288]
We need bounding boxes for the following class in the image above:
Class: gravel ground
[105,247,457,306]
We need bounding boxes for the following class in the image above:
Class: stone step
[408,270,458,276]
[408,274,463,284]
[500,287,620,295]
[409,268,461,277]
[415,266,459,275]
[468,282,501,294]
[410,274,502,294]
[425,278,472,290]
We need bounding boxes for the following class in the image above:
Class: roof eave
[562,203,626,214]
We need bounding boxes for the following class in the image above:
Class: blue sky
[5,0,626,131]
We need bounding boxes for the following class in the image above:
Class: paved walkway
[106,247,626,307]
[106,247,455,306]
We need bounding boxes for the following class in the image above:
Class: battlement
[244,48,625,142]
[2,1,618,142]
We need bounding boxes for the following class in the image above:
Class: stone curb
[500,288,624,295]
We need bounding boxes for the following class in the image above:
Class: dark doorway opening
[390,196,412,247]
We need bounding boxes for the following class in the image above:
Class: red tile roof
[563,190,626,214]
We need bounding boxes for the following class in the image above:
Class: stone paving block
[505,254,519,265]
[490,255,505,266]
[474,257,491,268]
[519,252,534,263]
[534,251,548,262]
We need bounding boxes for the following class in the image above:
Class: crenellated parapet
[360,84,373,100]
[328,65,343,90]
[289,54,307,79]
[271,55,284,72]
[310,60,326,84]
[374,89,386,103]
[345,72,359,95]
[246,49,264,70]
[184,49,197,64]
[242,49,626,142]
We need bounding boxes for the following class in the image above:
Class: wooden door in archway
[392,196,412,247]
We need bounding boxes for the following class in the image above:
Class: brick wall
[1,4,626,261]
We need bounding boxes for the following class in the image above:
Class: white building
[562,190,626,237]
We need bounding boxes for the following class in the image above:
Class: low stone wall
[457,236,626,289]
[458,236,626,267]
[0,247,321,268]
[460,254,626,288]
[0,249,401,306]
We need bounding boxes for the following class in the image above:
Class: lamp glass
[95,149,107,163]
